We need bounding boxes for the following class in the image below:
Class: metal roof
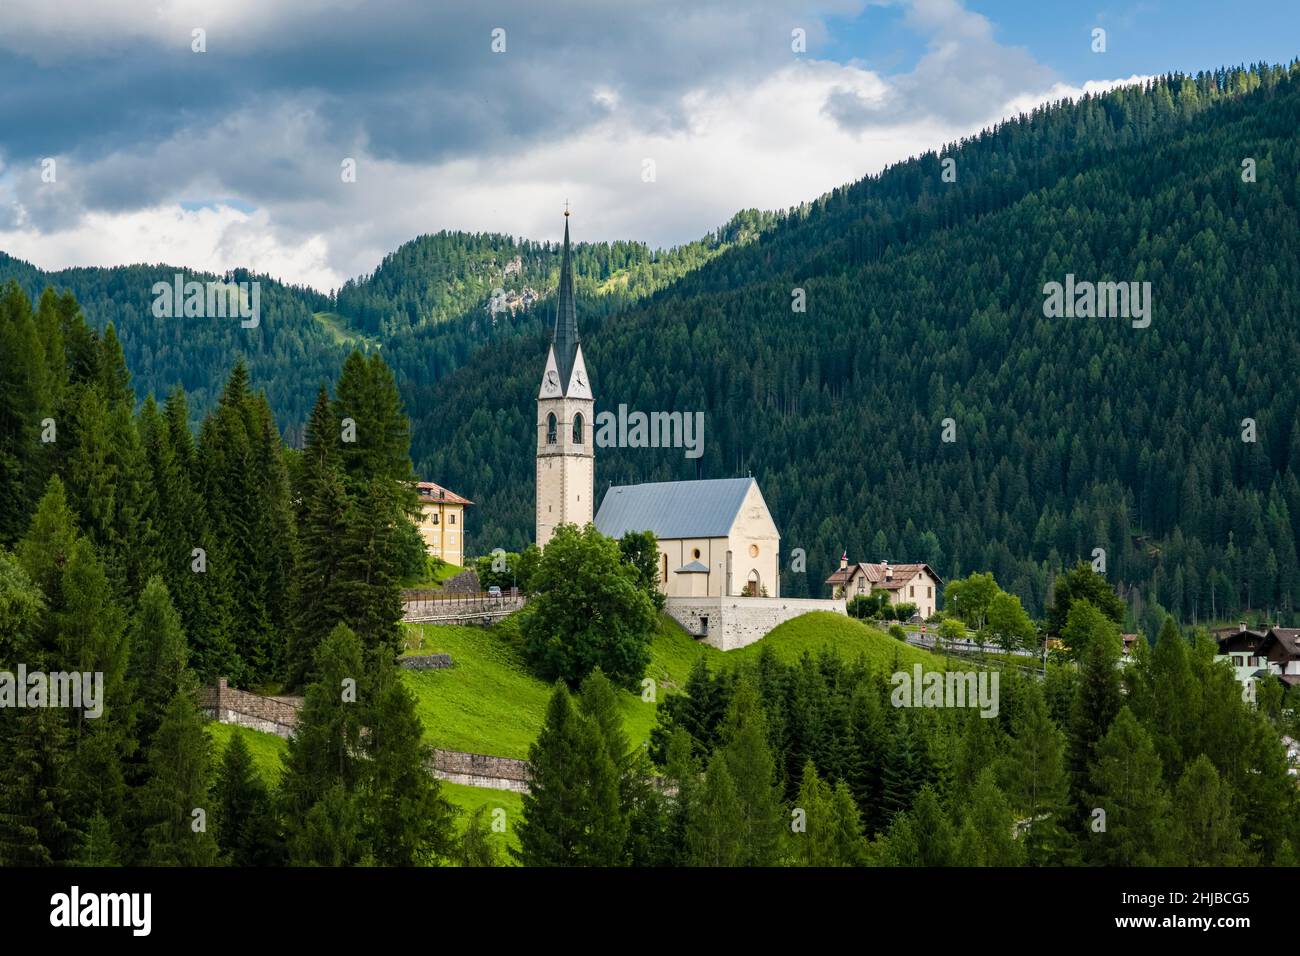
[552,216,580,393]
[675,560,710,573]
[595,477,756,540]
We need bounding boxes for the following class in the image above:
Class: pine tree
[792,759,835,866]
[721,675,783,866]
[954,768,1024,866]
[214,731,283,866]
[0,707,79,865]
[362,662,455,866]
[1085,708,1170,866]
[1169,754,1251,866]
[513,683,625,866]
[127,576,189,752]
[1067,601,1122,818]
[686,752,743,867]
[281,623,366,827]
[136,689,221,866]
[456,807,502,868]
[1002,689,1072,865]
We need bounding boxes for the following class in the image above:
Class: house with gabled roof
[415,480,473,567]
[825,556,942,619]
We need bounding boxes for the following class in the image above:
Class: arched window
[546,413,557,444]
[573,412,584,445]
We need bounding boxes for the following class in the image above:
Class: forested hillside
[0,210,775,438]
[415,63,1300,631]
[7,64,1300,632]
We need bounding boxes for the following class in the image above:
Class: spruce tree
[456,807,502,868]
[513,683,625,866]
[281,623,366,826]
[0,707,79,865]
[721,675,783,866]
[1085,708,1170,866]
[1002,689,1072,865]
[127,576,189,752]
[954,768,1023,866]
[214,731,283,866]
[1169,754,1251,866]
[361,662,455,866]
[686,752,743,867]
[1066,601,1122,818]
[136,688,221,866]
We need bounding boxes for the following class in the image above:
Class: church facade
[533,212,845,650]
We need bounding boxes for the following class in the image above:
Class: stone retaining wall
[664,596,847,651]
[197,678,301,738]
[400,654,455,670]
[432,749,530,793]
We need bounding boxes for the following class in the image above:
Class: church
[533,211,844,649]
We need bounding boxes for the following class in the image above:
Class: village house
[415,480,472,567]
[825,557,942,619]
[1214,623,1288,705]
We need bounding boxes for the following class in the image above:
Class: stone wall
[440,569,480,593]
[197,678,301,738]
[432,749,530,793]
[664,596,847,651]
[200,679,532,790]
[400,654,455,670]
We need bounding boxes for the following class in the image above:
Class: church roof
[595,477,756,540]
[675,560,710,574]
[552,216,580,394]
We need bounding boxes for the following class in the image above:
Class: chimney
[883,560,892,582]
[1240,621,1247,632]
[839,552,848,571]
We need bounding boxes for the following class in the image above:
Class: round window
[749,544,759,558]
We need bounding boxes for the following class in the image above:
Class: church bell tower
[535,208,594,547]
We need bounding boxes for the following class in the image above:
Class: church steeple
[552,213,580,395]
[536,207,593,548]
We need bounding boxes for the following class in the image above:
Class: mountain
[6,63,1299,631]
[0,211,775,439]
[414,63,1300,631]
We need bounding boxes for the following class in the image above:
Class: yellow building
[415,480,472,567]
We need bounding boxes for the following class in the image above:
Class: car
[487,586,502,597]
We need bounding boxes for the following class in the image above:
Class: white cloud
[0,0,1151,292]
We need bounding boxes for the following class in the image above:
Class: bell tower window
[546,413,557,445]
[573,413,584,445]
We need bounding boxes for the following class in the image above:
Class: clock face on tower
[576,369,586,388]
[542,369,560,395]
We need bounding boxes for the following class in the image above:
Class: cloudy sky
[0,0,1294,291]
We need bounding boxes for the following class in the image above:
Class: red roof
[825,561,942,588]
[416,481,474,506]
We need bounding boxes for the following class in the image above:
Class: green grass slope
[205,722,289,787]
[731,612,941,671]
[402,609,937,759]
